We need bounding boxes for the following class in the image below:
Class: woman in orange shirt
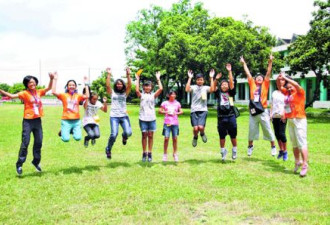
[278,74,309,177]
[52,73,89,142]
[0,74,54,175]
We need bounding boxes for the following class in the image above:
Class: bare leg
[172,137,177,155]
[142,132,148,153]
[164,137,169,155]
[193,126,199,137]
[147,131,154,152]
[220,139,226,148]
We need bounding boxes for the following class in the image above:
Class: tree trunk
[305,71,322,109]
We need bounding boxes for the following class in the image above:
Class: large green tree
[125,0,282,102]
[286,0,330,108]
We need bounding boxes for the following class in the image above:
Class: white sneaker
[247,146,254,156]
[162,154,167,162]
[221,149,227,161]
[232,149,237,160]
[173,154,179,162]
[271,146,277,156]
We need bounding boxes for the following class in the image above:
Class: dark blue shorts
[190,111,208,127]
[217,115,237,139]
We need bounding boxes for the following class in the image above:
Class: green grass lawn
[0,104,329,224]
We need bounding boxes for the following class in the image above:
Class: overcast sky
[0,0,315,90]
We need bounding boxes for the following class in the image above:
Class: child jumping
[0,73,54,175]
[135,71,163,162]
[185,69,214,147]
[52,73,89,142]
[82,87,108,148]
[159,90,183,162]
[213,64,238,161]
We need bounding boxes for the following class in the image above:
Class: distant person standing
[0,73,54,175]
[240,55,277,157]
[185,69,215,147]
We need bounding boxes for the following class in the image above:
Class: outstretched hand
[209,69,215,78]
[226,63,232,71]
[126,67,131,75]
[269,54,274,62]
[49,72,55,80]
[103,97,107,102]
[188,70,193,78]
[240,56,245,64]
[106,67,111,75]
[216,73,222,80]
[156,71,161,80]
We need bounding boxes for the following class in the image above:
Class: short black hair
[143,80,152,87]
[166,90,177,100]
[65,80,77,93]
[114,79,126,94]
[196,73,204,79]
[23,75,38,89]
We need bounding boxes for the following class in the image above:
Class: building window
[327,88,330,101]
[238,83,245,100]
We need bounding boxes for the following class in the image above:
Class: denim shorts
[190,111,208,127]
[162,124,179,138]
[139,120,156,132]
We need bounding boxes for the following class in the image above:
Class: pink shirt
[161,100,181,125]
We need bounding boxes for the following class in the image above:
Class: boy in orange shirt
[240,55,276,157]
[278,74,309,177]
[0,74,54,175]
[52,73,89,142]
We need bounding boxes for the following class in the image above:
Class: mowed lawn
[0,104,329,224]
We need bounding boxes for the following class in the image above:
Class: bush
[130,98,140,104]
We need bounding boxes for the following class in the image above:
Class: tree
[8,83,25,94]
[0,83,10,92]
[125,0,283,102]
[90,71,110,102]
[286,0,330,108]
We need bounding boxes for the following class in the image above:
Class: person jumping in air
[105,67,132,159]
[135,71,163,162]
[278,74,309,177]
[159,90,183,162]
[0,73,54,175]
[185,69,215,147]
[52,73,89,142]
[82,86,108,148]
[213,64,238,161]
[270,72,288,161]
[240,55,277,157]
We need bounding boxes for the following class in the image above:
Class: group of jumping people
[0,55,309,177]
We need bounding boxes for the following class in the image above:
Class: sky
[0,0,315,90]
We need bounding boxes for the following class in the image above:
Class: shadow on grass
[182,158,236,165]
[261,159,293,174]
[106,162,131,168]
[58,165,101,175]
[17,171,48,179]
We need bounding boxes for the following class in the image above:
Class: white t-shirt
[189,85,210,112]
[110,92,127,117]
[139,93,156,121]
[271,90,285,118]
[82,101,103,126]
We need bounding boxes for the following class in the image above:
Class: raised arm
[0,89,19,99]
[213,72,222,92]
[240,56,253,80]
[226,63,234,90]
[209,69,215,93]
[125,67,132,96]
[82,76,89,99]
[154,71,163,98]
[185,70,193,92]
[105,67,112,95]
[44,73,55,93]
[101,97,108,113]
[135,72,142,98]
[51,72,60,97]
[281,73,303,91]
[265,54,274,80]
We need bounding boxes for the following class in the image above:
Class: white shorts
[287,118,307,149]
[249,109,275,141]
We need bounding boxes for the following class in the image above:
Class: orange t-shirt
[248,77,270,108]
[57,93,85,120]
[18,89,46,119]
[283,88,306,119]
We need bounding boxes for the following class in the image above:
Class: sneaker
[142,152,147,162]
[91,139,96,146]
[221,149,227,161]
[232,149,237,160]
[162,154,168,162]
[147,152,152,162]
[282,151,288,161]
[84,137,89,148]
[271,146,277,156]
[277,150,284,159]
[300,164,308,177]
[122,137,127,145]
[105,148,111,159]
[247,145,254,156]
[192,137,198,147]
[201,134,207,143]
[294,161,302,174]
[16,166,23,176]
[173,154,179,162]
[32,162,42,172]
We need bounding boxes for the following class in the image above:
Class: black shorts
[190,111,208,127]
[217,115,237,139]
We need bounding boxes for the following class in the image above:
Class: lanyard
[29,90,40,104]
